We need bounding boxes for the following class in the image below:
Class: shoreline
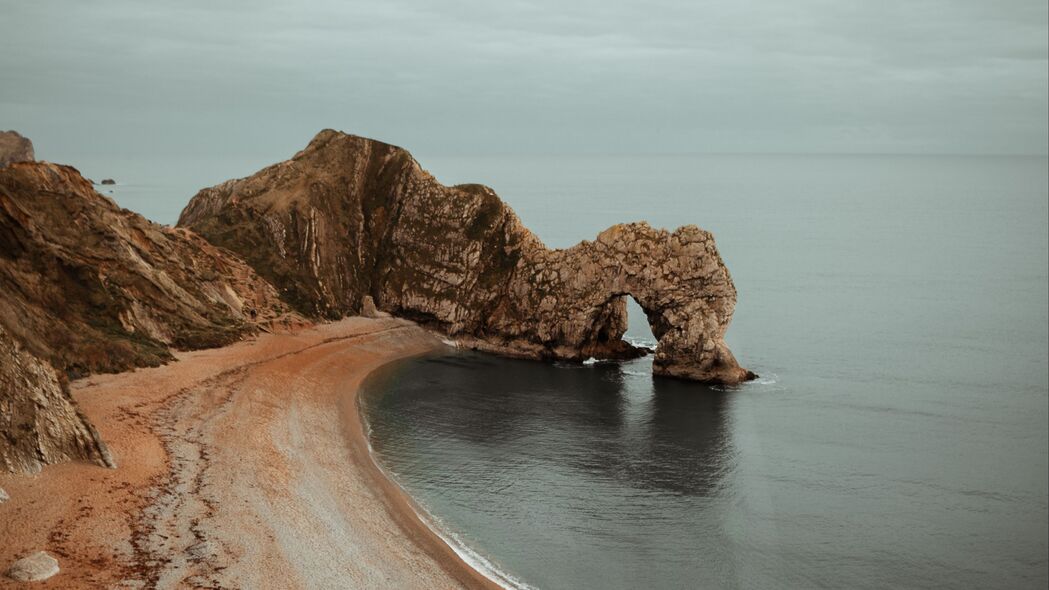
[0,318,500,589]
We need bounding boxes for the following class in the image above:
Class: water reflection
[637,378,736,496]
[365,350,736,498]
[361,350,745,590]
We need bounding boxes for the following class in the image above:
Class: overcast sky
[1,0,1046,158]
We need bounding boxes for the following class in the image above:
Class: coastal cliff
[0,324,114,473]
[180,130,752,384]
[0,160,300,473]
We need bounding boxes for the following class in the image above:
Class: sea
[79,152,1048,589]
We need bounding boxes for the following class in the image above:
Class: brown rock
[1,323,114,473]
[0,161,300,380]
[0,161,304,473]
[180,130,752,384]
[360,295,390,318]
[0,131,34,168]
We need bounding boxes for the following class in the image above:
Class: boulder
[360,295,390,319]
[5,551,60,582]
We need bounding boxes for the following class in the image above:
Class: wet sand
[0,317,500,589]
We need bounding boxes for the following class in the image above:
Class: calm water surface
[91,152,1047,589]
[361,154,1048,590]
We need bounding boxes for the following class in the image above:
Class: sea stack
[179,130,753,384]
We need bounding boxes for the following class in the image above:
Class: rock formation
[180,130,753,384]
[0,160,301,473]
[4,551,60,582]
[1,323,114,473]
[0,161,298,379]
[0,130,34,168]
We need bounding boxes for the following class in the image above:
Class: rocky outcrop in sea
[179,130,753,384]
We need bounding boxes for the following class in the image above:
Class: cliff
[180,130,753,384]
[1,324,113,473]
[0,131,34,168]
[0,160,300,473]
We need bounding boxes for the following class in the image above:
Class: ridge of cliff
[179,130,753,384]
[0,160,301,473]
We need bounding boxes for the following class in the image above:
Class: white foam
[749,372,778,386]
[625,336,658,349]
[582,357,599,365]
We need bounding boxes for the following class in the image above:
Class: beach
[0,317,499,589]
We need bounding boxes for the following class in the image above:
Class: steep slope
[0,161,298,378]
[0,160,300,473]
[0,324,113,473]
[180,130,753,384]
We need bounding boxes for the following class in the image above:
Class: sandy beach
[0,317,499,589]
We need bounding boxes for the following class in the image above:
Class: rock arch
[482,222,753,384]
[179,130,754,385]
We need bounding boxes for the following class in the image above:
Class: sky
[1,0,1047,159]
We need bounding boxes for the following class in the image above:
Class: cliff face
[0,131,34,168]
[0,161,298,379]
[0,161,300,473]
[1,324,113,473]
[180,130,753,384]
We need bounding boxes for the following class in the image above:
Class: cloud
[1,0,1045,157]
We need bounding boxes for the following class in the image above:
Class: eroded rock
[0,130,34,168]
[0,161,304,473]
[0,161,300,380]
[360,295,390,319]
[1,324,114,473]
[179,130,753,384]
[5,551,60,582]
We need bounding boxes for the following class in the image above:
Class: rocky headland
[179,129,753,384]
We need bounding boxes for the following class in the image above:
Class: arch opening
[624,295,657,351]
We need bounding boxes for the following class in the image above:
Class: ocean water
[359,154,1049,589]
[82,151,1048,589]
